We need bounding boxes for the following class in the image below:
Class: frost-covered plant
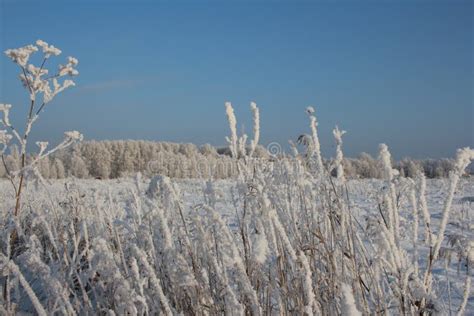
[1,39,82,316]
[225,101,260,159]
[249,101,260,157]
[306,106,323,172]
[1,40,82,216]
[378,143,401,246]
[225,102,238,158]
[423,147,474,299]
[332,125,346,182]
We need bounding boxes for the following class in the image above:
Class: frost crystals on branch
[2,39,81,217]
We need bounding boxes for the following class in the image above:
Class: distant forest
[0,140,471,180]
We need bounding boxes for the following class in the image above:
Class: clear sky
[0,0,472,159]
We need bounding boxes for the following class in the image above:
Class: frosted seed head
[67,56,79,66]
[64,130,83,141]
[36,39,61,57]
[0,130,12,145]
[5,44,38,67]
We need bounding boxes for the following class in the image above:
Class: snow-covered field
[0,175,472,315]
[2,176,473,237]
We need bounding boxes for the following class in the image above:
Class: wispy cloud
[78,79,142,92]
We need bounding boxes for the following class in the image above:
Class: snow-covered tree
[70,154,88,178]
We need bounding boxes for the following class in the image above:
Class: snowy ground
[0,176,473,313]
[2,176,472,234]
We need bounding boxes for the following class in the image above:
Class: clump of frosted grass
[1,134,471,315]
[225,101,261,159]
[1,41,473,314]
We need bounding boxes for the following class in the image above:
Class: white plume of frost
[225,102,238,158]
[379,144,400,246]
[332,125,346,182]
[307,107,323,173]
[249,101,260,157]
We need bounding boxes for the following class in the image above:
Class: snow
[0,176,471,313]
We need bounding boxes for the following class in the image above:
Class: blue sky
[0,0,472,159]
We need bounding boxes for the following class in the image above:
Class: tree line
[0,140,470,180]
